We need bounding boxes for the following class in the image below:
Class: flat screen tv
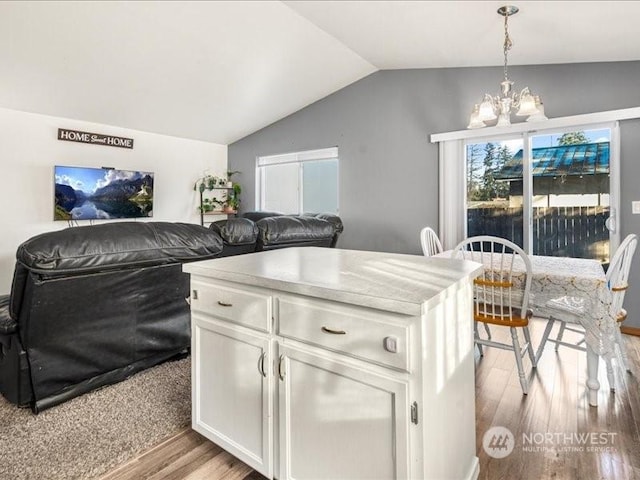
[54,165,154,221]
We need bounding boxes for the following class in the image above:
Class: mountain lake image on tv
[54,166,154,221]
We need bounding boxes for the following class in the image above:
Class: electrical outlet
[633,201,640,214]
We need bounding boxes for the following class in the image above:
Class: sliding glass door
[465,126,615,263]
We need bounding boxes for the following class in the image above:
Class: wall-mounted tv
[54,165,154,221]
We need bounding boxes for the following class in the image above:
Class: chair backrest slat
[451,235,532,323]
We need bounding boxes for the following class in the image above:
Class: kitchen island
[184,247,482,480]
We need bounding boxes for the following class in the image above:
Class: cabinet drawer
[277,295,410,372]
[191,280,272,332]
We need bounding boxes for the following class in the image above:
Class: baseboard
[621,325,640,337]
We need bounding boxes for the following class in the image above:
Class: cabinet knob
[383,336,398,353]
[217,300,233,307]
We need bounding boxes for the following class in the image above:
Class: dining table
[435,250,614,407]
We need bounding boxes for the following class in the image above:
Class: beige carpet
[0,356,191,480]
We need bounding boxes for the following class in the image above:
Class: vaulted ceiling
[1,1,639,144]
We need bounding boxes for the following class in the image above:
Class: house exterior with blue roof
[494,142,610,208]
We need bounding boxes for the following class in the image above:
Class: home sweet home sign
[58,128,134,149]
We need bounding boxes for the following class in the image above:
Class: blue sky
[530,128,610,149]
[55,166,108,193]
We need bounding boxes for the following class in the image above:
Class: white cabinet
[191,283,412,480]
[184,247,481,480]
[278,344,409,480]
[191,315,273,477]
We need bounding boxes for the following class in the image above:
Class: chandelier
[467,5,548,129]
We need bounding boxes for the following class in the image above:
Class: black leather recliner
[210,212,343,255]
[0,222,223,412]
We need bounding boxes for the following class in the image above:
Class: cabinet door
[278,344,410,480]
[192,314,273,478]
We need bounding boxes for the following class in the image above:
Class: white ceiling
[1,1,639,145]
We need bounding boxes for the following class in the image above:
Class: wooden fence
[467,206,610,261]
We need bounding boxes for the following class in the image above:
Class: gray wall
[229,61,640,327]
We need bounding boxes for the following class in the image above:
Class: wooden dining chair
[607,234,637,373]
[536,233,637,391]
[452,235,537,394]
[420,227,443,257]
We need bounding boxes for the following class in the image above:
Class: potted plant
[197,197,221,213]
[220,183,242,213]
[193,174,221,194]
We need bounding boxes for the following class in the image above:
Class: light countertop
[183,247,482,315]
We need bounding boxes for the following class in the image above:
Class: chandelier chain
[503,13,512,81]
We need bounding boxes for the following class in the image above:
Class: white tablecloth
[435,251,614,358]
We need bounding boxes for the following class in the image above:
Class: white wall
[0,107,227,293]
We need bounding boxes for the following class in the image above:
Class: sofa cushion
[256,216,336,247]
[16,222,223,275]
[209,218,259,246]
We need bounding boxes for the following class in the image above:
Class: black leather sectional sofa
[209,211,343,256]
[0,213,342,412]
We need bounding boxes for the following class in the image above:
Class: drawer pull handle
[258,352,267,378]
[321,326,346,335]
[217,301,233,307]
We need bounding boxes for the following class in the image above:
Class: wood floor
[100,318,640,480]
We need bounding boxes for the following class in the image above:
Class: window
[256,147,339,214]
